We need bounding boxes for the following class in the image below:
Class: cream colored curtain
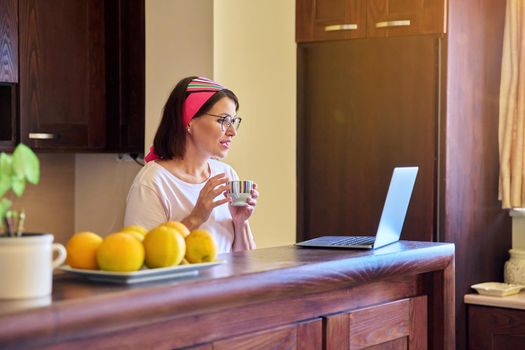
[499,0,525,208]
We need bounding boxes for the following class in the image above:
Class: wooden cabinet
[190,318,322,350]
[0,84,17,149]
[298,35,437,242]
[0,243,455,349]
[468,305,525,349]
[105,0,145,153]
[367,0,446,37]
[19,0,106,150]
[2,0,145,152]
[325,296,427,349]
[296,0,446,42]
[297,0,510,348]
[192,298,424,350]
[0,0,18,149]
[296,0,366,42]
[0,0,18,83]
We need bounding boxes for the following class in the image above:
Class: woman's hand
[229,183,259,225]
[182,173,230,230]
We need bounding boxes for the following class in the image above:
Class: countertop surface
[465,292,525,310]
[0,241,454,347]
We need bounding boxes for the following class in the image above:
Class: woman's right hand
[182,173,230,230]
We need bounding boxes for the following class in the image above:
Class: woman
[124,76,257,252]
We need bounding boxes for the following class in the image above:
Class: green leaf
[0,198,12,229]
[11,175,26,197]
[0,153,12,198]
[12,143,40,185]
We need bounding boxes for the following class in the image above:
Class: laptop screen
[373,167,418,248]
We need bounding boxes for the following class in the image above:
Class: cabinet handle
[324,24,358,32]
[28,133,58,140]
[375,20,411,28]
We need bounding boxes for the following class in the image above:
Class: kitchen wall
[213,0,296,248]
[16,154,75,244]
[74,154,140,236]
[144,0,214,148]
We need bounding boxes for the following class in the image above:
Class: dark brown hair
[153,76,239,159]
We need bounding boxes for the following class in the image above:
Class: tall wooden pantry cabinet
[296,0,511,349]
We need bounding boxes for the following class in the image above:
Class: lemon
[97,232,145,272]
[143,226,186,268]
[66,231,103,270]
[185,229,217,263]
[122,231,144,242]
[159,221,190,238]
[120,225,148,241]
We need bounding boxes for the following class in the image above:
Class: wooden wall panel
[445,0,510,348]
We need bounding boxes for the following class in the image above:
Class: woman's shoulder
[209,159,238,179]
[132,161,171,188]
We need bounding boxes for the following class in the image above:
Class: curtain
[499,0,525,208]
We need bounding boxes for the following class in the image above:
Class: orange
[185,229,217,263]
[159,221,190,238]
[96,232,145,272]
[143,226,186,268]
[66,231,103,270]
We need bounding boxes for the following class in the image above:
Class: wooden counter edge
[0,243,455,348]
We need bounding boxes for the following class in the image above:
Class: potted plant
[0,143,40,235]
[0,144,66,299]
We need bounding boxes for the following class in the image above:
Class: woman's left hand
[229,183,259,224]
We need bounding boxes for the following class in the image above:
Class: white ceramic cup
[227,180,254,206]
[0,234,67,299]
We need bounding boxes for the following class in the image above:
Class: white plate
[471,282,524,297]
[59,260,225,284]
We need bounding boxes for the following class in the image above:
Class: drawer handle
[324,24,358,32]
[375,20,411,28]
[28,133,58,140]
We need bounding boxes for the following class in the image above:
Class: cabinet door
[325,296,427,349]
[211,318,322,350]
[298,36,439,242]
[19,0,106,150]
[0,0,18,83]
[105,0,145,153]
[468,305,525,349]
[367,0,446,37]
[296,0,366,42]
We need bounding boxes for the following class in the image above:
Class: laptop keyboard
[330,236,375,246]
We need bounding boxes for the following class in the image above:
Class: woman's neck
[158,156,210,184]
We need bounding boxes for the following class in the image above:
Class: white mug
[0,234,66,299]
[226,180,254,206]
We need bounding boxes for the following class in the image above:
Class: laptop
[296,166,418,250]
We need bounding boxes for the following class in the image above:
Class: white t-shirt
[124,159,243,253]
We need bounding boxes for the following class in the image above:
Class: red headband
[183,77,224,127]
[145,77,224,162]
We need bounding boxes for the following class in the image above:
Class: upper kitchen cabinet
[104,0,145,153]
[16,0,144,152]
[297,0,366,42]
[296,0,446,42]
[0,0,18,150]
[0,0,18,83]
[19,0,106,150]
[367,0,446,37]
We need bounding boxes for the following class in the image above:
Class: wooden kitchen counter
[0,241,455,349]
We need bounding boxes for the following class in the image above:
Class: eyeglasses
[205,113,242,131]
